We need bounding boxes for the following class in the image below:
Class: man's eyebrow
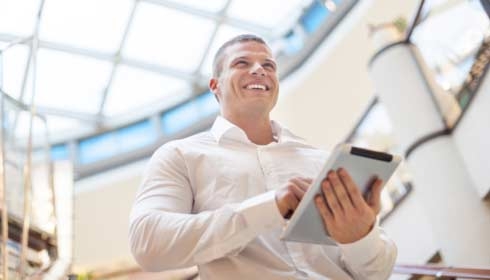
[230,56,277,66]
[265,58,277,65]
[230,56,249,63]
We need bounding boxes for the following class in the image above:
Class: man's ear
[209,78,221,102]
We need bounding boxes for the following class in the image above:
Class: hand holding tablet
[313,168,382,244]
[280,144,402,245]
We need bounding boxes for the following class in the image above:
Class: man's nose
[250,62,265,76]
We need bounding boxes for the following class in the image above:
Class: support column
[369,41,490,266]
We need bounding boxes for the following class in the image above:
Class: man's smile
[243,82,271,91]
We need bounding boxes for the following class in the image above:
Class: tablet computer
[280,143,402,245]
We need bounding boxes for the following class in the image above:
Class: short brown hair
[212,34,268,78]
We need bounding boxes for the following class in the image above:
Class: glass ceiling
[1,0,357,177]
[0,0,315,140]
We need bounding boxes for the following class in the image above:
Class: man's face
[209,41,279,119]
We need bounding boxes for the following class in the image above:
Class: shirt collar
[210,115,307,145]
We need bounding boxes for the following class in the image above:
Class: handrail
[394,264,490,279]
[405,0,425,41]
[90,266,199,280]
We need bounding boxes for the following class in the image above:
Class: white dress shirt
[129,116,397,280]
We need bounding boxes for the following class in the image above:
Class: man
[129,34,397,280]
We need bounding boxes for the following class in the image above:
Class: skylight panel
[123,2,216,73]
[227,0,306,29]
[0,44,29,99]
[14,112,88,141]
[165,0,228,12]
[39,0,133,53]
[104,64,191,117]
[0,0,41,37]
[31,48,112,114]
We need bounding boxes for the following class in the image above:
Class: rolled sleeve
[337,224,383,264]
[337,218,397,280]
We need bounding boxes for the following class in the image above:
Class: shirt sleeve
[128,144,285,272]
[337,219,397,280]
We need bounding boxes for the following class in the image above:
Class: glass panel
[227,0,306,29]
[301,1,330,33]
[283,30,306,56]
[165,0,228,12]
[12,110,49,145]
[0,0,41,36]
[199,24,259,78]
[78,120,156,164]
[3,99,28,219]
[45,115,90,137]
[78,132,117,165]
[51,144,69,161]
[32,149,56,234]
[411,0,490,126]
[412,0,489,93]
[39,0,133,53]
[123,2,216,73]
[116,120,157,151]
[161,91,218,134]
[194,90,219,116]
[0,43,29,99]
[13,112,88,141]
[32,48,112,114]
[104,64,191,117]
[2,99,56,234]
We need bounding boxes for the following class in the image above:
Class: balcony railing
[394,264,490,279]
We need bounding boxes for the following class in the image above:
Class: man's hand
[275,177,312,219]
[314,168,383,244]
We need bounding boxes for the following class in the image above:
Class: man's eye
[264,63,276,70]
[236,60,248,66]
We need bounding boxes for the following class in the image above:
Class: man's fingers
[298,177,313,184]
[290,177,312,192]
[337,168,364,208]
[327,171,354,212]
[321,179,341,217]
[288,182,306,200]
[367,178,383,214]
[314,195,333,223]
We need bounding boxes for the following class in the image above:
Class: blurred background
[1,0,490,279]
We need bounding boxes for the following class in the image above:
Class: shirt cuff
[236,190,286,234]
[337,218,383,265]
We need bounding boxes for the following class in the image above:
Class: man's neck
[223,114,275,145]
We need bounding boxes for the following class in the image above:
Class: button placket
[256,146,275,190]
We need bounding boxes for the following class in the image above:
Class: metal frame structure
[0,1,65,278]
[0,0,359,178]
[0,61,60,280]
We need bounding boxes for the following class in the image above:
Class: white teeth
[246,84,267,90]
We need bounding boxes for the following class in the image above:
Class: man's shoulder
[155,131,215,153]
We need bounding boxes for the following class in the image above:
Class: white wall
[73,160,145,271]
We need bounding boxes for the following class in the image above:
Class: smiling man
[129,34,397,280]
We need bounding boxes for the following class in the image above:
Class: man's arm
[128,144,285,271]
